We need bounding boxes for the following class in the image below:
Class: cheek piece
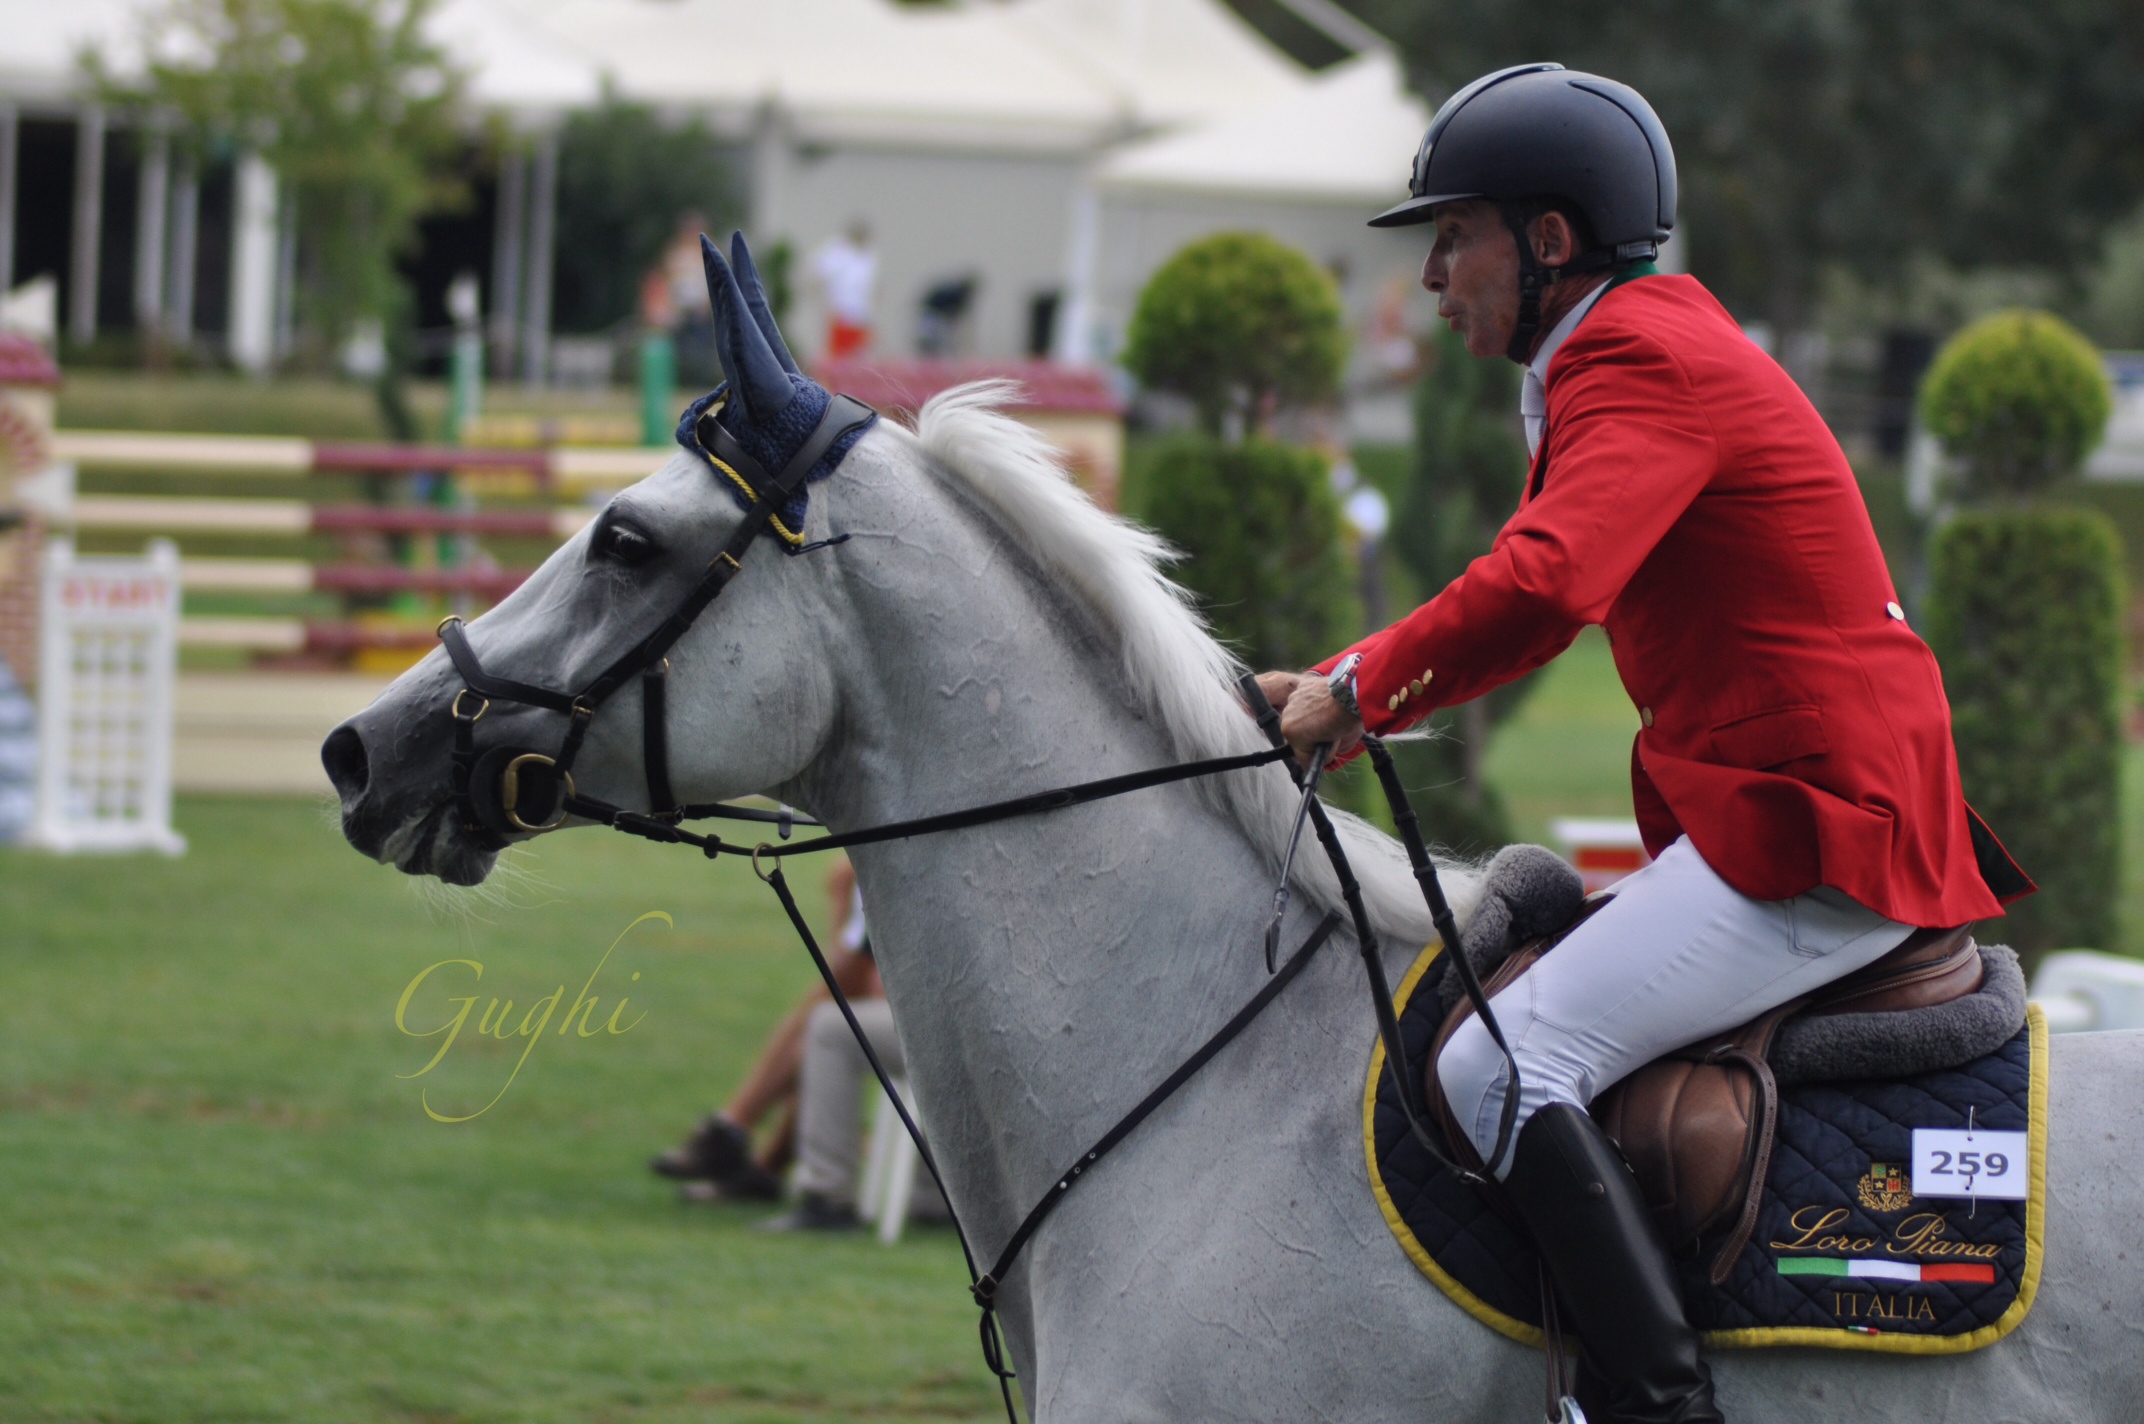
[438,392,879,846]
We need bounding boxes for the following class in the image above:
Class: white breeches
[1438,835,1916,1177]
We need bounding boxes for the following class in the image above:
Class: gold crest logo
[1857,1162,1913,1214]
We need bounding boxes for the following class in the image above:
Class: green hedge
[1924,509,2126,959]
[1137,434,1356,672]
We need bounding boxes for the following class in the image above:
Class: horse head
[322,233,873,884]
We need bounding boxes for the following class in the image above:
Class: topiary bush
[1121,233,1348,437]
[1919,309,2113,501]
[1138,434,1356,672]
[1924,510,2125,962]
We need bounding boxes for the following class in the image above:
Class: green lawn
[1,800,1001,1424]
[1483,627,1638,846]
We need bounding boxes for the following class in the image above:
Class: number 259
[1929,1149,2008,1179]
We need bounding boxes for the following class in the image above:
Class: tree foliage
[553,95,737,334]
[1919,310,2113,502]
[1122,233,1347,436]
[1924,510,2125,963]
[1138,435,1357,672]
[103,0,466,353]
[1345,0,2144,330]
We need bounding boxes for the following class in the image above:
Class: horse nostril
[322,724,370,802]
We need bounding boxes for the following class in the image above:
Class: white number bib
[1911,1128,2029,1200]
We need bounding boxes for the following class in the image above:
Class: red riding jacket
[1320,274,2025,927]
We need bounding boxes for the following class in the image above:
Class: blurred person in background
[651,859,877,1205]
[812,220,878,358]
[659,213,716,383]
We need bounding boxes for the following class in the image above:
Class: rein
[433,391,1528,1423]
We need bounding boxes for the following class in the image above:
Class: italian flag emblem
[1778,1257,1995,1284]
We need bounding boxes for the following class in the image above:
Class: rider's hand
[1252,670,1305,718]
[1279,676,1363,769]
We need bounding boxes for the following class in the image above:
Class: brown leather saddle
[1427,909,1983,1284]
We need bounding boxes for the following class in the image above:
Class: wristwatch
[1327,653,1363,721]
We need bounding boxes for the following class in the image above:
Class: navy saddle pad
[1366,947,2047,1354]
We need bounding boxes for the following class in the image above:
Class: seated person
[651,859,878,1203]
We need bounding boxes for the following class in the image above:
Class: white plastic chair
[2031,950,2144,1033]
[859,1078,925,1245]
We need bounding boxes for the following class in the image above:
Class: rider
[1258,64,2029,1424]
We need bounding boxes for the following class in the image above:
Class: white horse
[325,267,2142,1422]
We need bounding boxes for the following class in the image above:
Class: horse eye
[595,519,659,567]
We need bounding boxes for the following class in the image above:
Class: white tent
[497,0,1310,149]
[0,0,142,106]
[0,0,599,117]
[1097,49,1427,204]
[501,0,1118,149]
[996,0,1309,133]
[1077,50,1436,431]
[0,0,1438,369]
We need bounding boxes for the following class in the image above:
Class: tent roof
[1096,49,1428,206]
[0,0,599,117]
[499,0,1312,150]
[500,0,1120,147]
[994,0,1306,131]
[0,0,1314,151]
[0,0,142,106]
[432,0,604,117]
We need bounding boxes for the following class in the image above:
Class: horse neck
[790,450,1285,1239]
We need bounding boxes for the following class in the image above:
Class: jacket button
[1886,601,1906,621]
[1387,694,1400,712]
[1641,706,1655,729]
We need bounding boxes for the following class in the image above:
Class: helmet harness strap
[1499,201,1631,365]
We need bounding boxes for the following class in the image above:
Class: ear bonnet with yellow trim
[675,232,876,545]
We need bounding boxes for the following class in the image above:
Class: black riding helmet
[1373,63,1678,361]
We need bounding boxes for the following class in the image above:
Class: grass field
[1,801,1001,1423]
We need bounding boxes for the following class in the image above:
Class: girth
[439,392,877,841]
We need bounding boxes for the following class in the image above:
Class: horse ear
[700,232,796,420]
[730,231,799,375]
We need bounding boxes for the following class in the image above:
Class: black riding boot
[1502,1103,1725,1424]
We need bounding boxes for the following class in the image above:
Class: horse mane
[909,381,1484,947]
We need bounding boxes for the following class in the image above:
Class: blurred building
[0,0,1438,410]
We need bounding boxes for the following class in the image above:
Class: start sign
[31,538,186,855]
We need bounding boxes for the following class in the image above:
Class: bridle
[438,391,877,843]
[425,387,1538,1424]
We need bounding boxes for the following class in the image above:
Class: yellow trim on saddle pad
[1361,946,2049,1355]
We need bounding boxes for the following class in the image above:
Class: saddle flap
[1593,1056,1752,1230]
